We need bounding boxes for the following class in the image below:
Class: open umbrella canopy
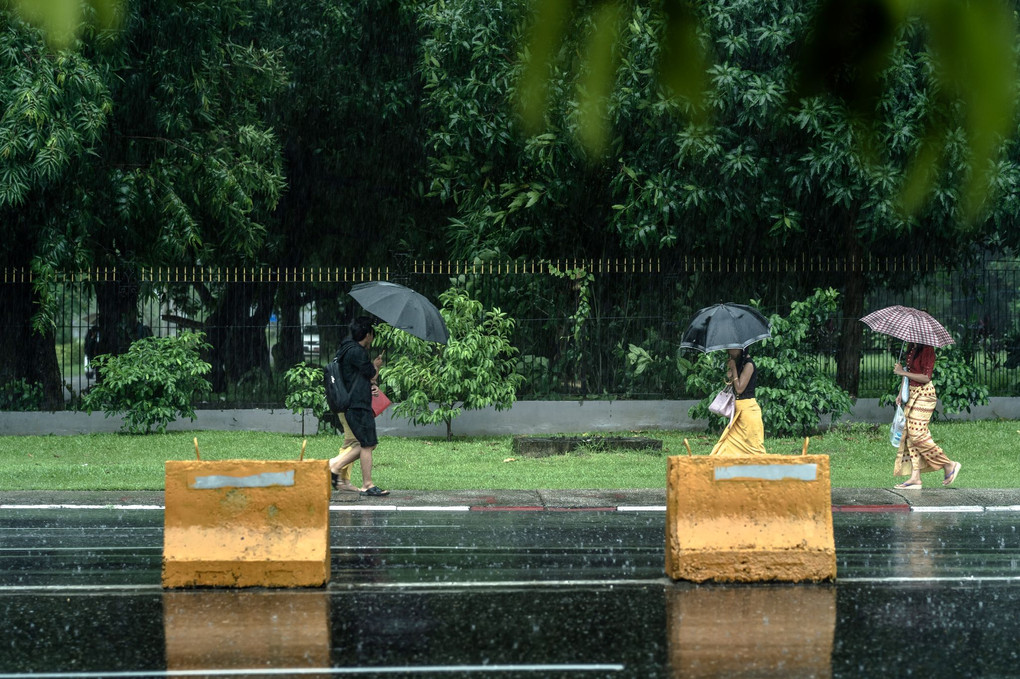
[680,303,772,353]
[860,305,954,347]
[349,281,449,344]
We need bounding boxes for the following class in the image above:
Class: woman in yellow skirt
[711,347,767,456]
[892,342,961,489]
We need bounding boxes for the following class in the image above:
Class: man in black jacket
[328,317,389,496]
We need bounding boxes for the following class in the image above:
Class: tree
[0,13,112,406]
[1,1,287,402]
[377,287,523,439]
[607,1,1020,395]
[418,0,1020,396]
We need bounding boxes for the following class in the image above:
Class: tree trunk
[836,213,864,397]
[0,279,64,409]
[276,283,304,369]
[204,282,275,392]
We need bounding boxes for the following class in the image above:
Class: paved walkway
[4,487,1020,510]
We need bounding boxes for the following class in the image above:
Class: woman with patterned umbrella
[860,306,962,490]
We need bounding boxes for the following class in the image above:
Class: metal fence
[3,257,1019,408]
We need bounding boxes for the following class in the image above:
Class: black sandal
[360,486,390,497]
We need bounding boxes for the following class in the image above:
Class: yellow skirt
[710,398,767,456]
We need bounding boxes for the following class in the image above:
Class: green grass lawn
[0,420,1014,491]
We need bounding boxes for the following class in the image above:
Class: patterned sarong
[710,398,767,456]
[894,382,951,476]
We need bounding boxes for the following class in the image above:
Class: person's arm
[354,347,379,381]
[894,362,931,385]
[368,352,384,393]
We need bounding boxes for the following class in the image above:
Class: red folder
[372,390,392,417]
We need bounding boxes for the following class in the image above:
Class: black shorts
[344,407,378,448]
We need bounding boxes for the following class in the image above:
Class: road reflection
[164,589,331,672]
[667,584,836,678]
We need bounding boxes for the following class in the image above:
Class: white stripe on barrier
[911,505,985,513]
[714,463,818,482]
[191,471,295,489]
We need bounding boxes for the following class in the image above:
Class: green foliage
[516,354,558,398]
[0,378,44,411]
[7,0,124,49]
[618,332,687,399]
[685,289,853,436]
[933,345,991,416]
[283,362,329,436]
[81,331,212,434]
[376,287,524,439]
[0,17,111,210]
[518,0,1016,221]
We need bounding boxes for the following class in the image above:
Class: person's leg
[942,459,962,486]
[894,438,923,488]
[339,408,387,495]
[332,448,357,490]
[358,445,376,490]
[329,444,361,476]
[334,414,358,490]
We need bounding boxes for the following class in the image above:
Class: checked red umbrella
[860,305,954,347]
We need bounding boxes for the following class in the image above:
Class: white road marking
[0,578,665,594]
[0,664,626,678]
[617,506,666,512]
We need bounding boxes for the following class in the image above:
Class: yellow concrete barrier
[163,459,331,588]
[665,455,836,582]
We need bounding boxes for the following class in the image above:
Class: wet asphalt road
[2,507,1020,678]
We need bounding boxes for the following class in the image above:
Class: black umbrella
[349,281,450,344]
[680,303,772,352]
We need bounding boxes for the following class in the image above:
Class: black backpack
[323,357,351,413]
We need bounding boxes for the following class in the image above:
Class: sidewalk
[4,487,1020,510]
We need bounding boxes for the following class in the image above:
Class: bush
[283,362,330,436]
[377,287,524,439]
[81,331,212,434]
[0,378,44,411]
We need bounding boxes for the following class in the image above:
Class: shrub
[0,378,45,411]
[81,331,212,434]
[377,287,524,440]
[283,362,330,436]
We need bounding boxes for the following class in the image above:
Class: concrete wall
[2,397,1018,437]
